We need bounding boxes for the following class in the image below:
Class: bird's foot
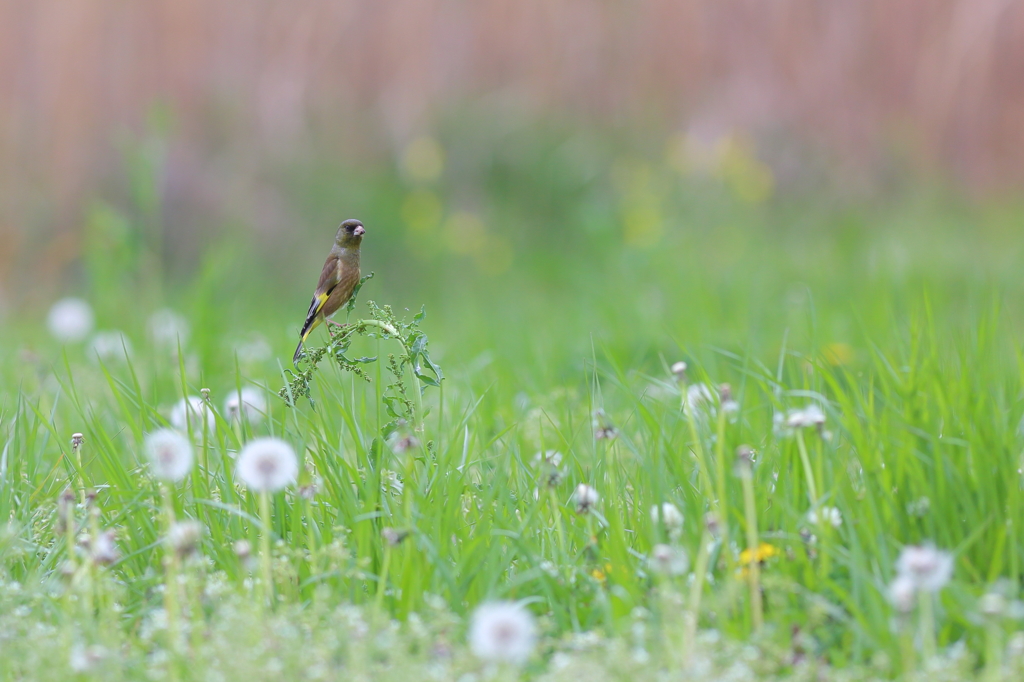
[326,320,349,329]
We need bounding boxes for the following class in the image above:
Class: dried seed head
[573,484,600,514]
[718,383,732,403]
[233,539,252,560]
[649,544,689,576]
[735,445,755,471]
[83,529,119,566]
[704,513,721,537]
[167,520,205,559]
[71,433,85,452]
[298,482,318,500]
[670,361,688,381]
[144,429,195,482]
[469,602,537,665]
[200,388,210,402]
[236,437,299,492]
[382,527,410,547]
[592,410,618,441]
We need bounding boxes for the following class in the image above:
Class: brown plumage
[292,219,365,364]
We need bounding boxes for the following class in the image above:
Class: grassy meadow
[2,129,1024,680]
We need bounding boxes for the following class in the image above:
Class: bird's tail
[292,317,322,365]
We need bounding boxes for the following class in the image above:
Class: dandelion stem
[376,542,392,613]
[713,406,730,564]
[984,618,1002,682]
[681,381,718,516]
[919,590,936,662]
[548,488,567,560]
[160,484,182,663]
[684,527,712,656]
[259,489,273,608]
[795,430,819,506]
[739,463,763,631]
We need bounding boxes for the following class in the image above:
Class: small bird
[293,219,365,364]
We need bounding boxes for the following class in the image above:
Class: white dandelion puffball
[224,387,267,423]
[650,503,684,530]
[786,404,826,429]
[808,506,843,528]
[148,309,190,348]
[896,543,954,592]
[236,437,298,492]
[170,396,216,433]
[686,383,715,412]
[144,429,194,482]
[89,330,133,363]
[573,483,600,514]
[888,574,916,613]
[47,297,94,342]
[469,602,537,665]
[650,543,690,576]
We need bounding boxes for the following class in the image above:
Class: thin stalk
[681,382,717,516]
[984,618,1002,682]
[548,488,567,559]
[739,465,763,631]
[683,528,713,656]
[919,590,936,662]
[795,430,819,505]
[376,543,392,612]
[712,407,730,564]
[259,489,273,608]
[160,484,182,663]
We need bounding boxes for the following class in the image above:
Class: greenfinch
[292,219,365,364]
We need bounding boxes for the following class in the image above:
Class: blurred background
[3,0,1024,373]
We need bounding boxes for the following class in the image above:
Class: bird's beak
[354,225,365,237]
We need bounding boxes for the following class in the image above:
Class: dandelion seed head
[148,309,190,349]
[686,383,715,413]
[88,330,133,363]
[83,529,119,566]
[167,520,204,559]
[223,387,267,424]
[888,574,916,613]
[650,544,689,576]
[896,544,954,593]
[807,506,843,528]
[670,361,687,381]
[47,298,94,342]
[170,396,216,434]
[469,602,537,665]
[786,404,826,430]
[236,437,298,492]
[650,503,684,530]
[144,429,194,482]
[70,433,84,451]
[574,484,599,514]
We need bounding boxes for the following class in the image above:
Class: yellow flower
[740,542,780,565]
[590,563,613,583]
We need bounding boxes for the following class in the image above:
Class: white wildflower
[83,529,119,566]
[686,383,715,413]
[573,484,599,514]
[170,396,216,434]
[166,520,204,559]
[469,602,537,665]
[786,404,826,429]
[88,330,133,363]
[144,429,194,482]
[47,298,94,342]
[223,387,267,424]
[148,309,190,349]
[895,543,954,593]
[531,450,563,469]
[236,437,298,492]
[650,544,689,576]
[650,503,684,531]
[888,574,916,613]
[807,506,842,528]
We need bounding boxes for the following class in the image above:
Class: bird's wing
[299,253,342,336]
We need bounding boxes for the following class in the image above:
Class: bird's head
[335,219,366,247]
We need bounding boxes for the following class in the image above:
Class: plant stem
[795,430,819,506]
[681,382,718,517]
[739,464,763,631]
[160,484,182,665]
[919,590,936,662]
[259,489,273,608]
[684,527,712,656]
[713,406,730,564]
